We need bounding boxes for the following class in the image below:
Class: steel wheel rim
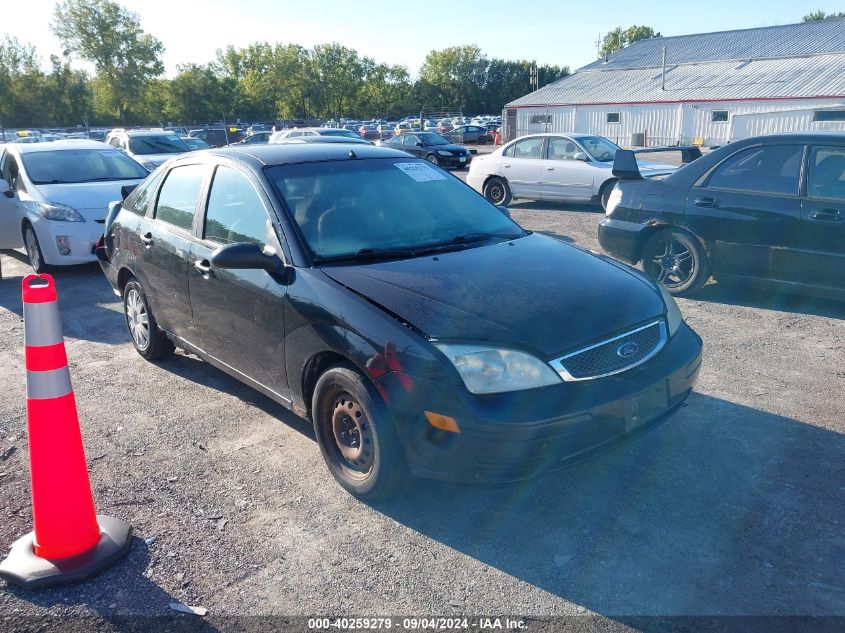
[25,229,40,270]
[125,288,150,349]
[647,238,694,289]
[427,155,438,164]
[488,183,505,204]
[330,392,374,474]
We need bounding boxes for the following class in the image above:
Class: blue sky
[6,0,844,76]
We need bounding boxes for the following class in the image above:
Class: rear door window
[807,146,845,200]
[511,137,544,159]
[707,145,803,195]
[154,164,206,231]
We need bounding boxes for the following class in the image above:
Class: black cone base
[0,515,132,590]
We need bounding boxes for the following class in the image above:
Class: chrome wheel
[125,288,150,350]
[25,227,41,271]
[331,392,374,474]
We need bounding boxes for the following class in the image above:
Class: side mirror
[497,205,511,218]
[573,152,589,162]
[211,242,286,274]
[121,184,138,200]
[415,142,423,147]
[0,179,14,198]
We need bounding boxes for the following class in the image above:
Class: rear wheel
[483,176,512,206]
[123,278,174,360]
[640,229,710,296]
[312,364,408,500]
[23,224,46,273]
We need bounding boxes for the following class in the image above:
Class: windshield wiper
[313,247,420,264]
[415,231,524,254]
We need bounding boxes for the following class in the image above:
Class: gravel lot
[0,184,844,632]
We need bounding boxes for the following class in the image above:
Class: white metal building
[504,19,845,147]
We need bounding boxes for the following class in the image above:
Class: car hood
[425,143,469,153]
[133,153,185,167]
[35,179,145,220]
[321,233,665,357]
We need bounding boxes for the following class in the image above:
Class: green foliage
[599,25,661,57]
[802,10,845,20]
[52,0,164,123]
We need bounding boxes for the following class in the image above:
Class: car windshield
[418,133,449,146]
[578,136,620,162]
[318,129,360,138]
[22,149,148,184]
[128,135,190,155]
[267,158,525,260]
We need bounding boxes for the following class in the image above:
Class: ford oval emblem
[616,341,639,359]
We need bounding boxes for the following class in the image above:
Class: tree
[52,0,164,123]
[803,10,845,20]
[419,45,488,111]
[599,25,661,57]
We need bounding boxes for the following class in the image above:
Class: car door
[137,162,209,342]
[541,136,596,200]
[189,163,290,400]
[686,143,804,283]
[501,137,545,198]
[0,151,24,249]
[401,134,424,158]
[799,144,845,292]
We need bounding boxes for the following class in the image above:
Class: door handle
[503,164,511,168]
[546,167,555,171]
[140,232,153,245]
[694,197,720,208]
[810,209,843,222]
[194,259,214,276]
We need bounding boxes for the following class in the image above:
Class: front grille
[551,320,666,381]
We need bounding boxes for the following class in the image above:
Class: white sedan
[0,140,148,272]
[467,133,676,209]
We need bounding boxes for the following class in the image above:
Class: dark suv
[187,128,244,148]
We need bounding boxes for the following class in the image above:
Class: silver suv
[105,129,190,172]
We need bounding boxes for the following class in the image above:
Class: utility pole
[661,47,667,91]
[529,64,539,92]
[595,34,602,58]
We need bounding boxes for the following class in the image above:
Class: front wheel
[640,229,710,296]
[312,364,408,500]
[24,224,47,273]
[483,176,512,206]
[426,154,439,166]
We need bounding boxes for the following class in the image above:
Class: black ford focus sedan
[98,143,702,499]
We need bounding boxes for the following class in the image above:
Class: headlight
[434,344,561,394]
[436,150,452,157]
[28,201,85,222]
[605,187,622,215]
[659,284,683,335]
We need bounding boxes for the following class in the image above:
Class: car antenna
[348,150,357,159]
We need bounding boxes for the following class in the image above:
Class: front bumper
[437,154,471,168]
[378,322,702,483]
[33,218,105,266]
[598,217,650,264]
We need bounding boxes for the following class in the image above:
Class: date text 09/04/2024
[307,617,527,630]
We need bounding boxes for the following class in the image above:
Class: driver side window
[204,165,272,246]
[546,137,580,161]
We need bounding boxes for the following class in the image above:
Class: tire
[640,229,710,296]
[600,180,617,211]
[483,176,512,206]
[122,278,174,360]
[311,363,408,500]
[23,224,47,273]
[426,154,439,166]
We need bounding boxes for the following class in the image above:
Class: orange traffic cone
[0,274,132,589]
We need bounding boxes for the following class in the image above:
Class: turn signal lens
[424,411,461,434]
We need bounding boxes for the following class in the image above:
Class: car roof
[177,143,411,168]
[8,140,117,154]
[117,129,182,137]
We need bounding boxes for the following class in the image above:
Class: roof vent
[735,60,752,70]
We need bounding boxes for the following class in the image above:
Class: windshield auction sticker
[394,162,447,182]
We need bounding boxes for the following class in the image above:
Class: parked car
[106,129,191,171]
[358,125,381,141]
[273,136,371,145]
[234,132,272,145]
[270,128,362,143]
[97,143,702,499]
[181,136,211,151]
[599,132,845,299]
[467,133,678,209]
[187,128,244,148]
[445,125,491,144]
[0,140,148,272]
[379,132,472,168]
[394,122,413,135]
